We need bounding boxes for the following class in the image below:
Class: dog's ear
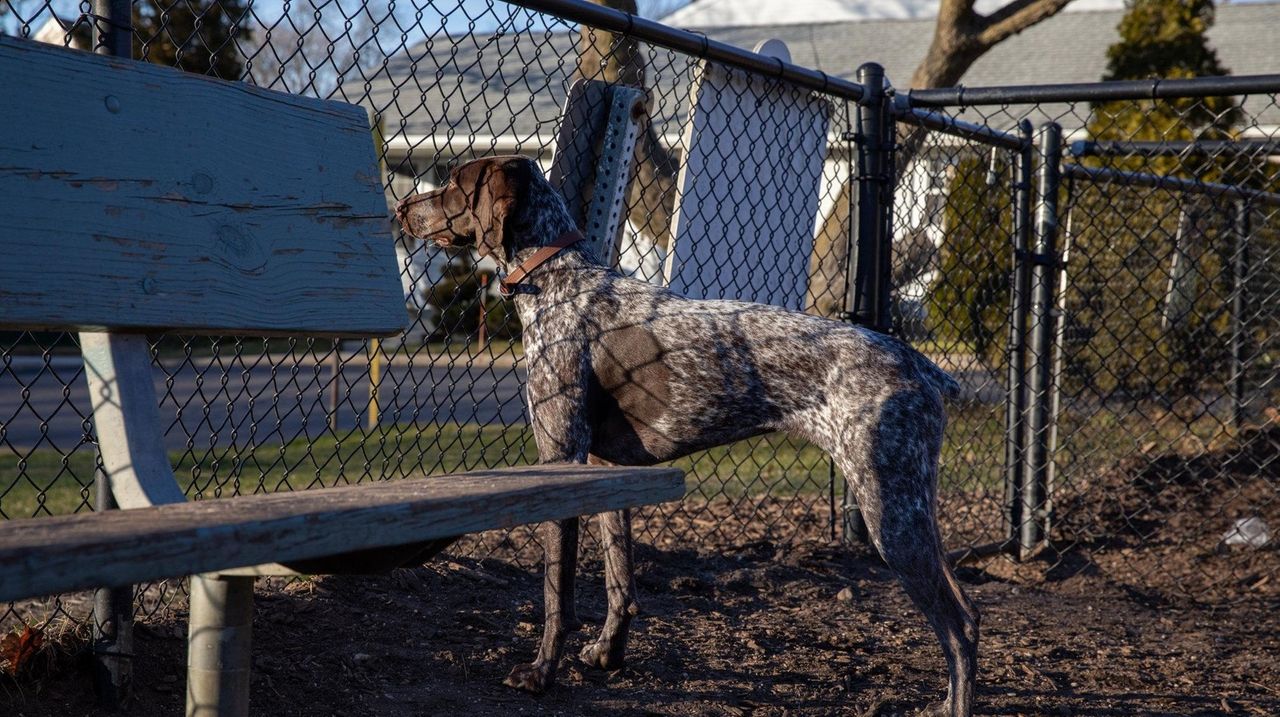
[471,157,531,261]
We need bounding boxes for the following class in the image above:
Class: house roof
[368,2,1280,156]
[658,0,1128,28]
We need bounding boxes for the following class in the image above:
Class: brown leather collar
[499,230,584,297]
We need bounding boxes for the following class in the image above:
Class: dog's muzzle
[394,193,436,237]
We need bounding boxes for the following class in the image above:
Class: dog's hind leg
[838,391,979,717]
[875,500,979,717]
[579,505,638,670]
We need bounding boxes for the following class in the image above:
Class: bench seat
[0,465,683,603]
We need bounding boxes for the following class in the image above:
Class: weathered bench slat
[0,35,403,337]
[0,465,684,603]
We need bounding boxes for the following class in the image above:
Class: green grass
[0,402,1163,522]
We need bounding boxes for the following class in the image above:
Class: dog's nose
[393,196,415,228]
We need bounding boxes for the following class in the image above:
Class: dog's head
[394,156,539,267]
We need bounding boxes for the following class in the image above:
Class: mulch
[4,425,1278,716]
[3,527,1276,716]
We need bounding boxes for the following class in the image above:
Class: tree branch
[977,0,1074,47]
[937,0,980,26]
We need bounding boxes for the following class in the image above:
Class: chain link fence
[896,85,1280,605]
[1,0,1276,648]
[1,0,858,634]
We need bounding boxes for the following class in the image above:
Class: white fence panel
[664,48,832,309]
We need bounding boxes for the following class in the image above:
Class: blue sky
[1,0,688,40]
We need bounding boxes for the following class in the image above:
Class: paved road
[2,350,1007,453]
[1,356,527,451]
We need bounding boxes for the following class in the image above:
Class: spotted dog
[396,156,980,717]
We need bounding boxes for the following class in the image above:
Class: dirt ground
[3,528,1277,717]
[4,424,1277,716]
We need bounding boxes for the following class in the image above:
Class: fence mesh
[1,0,1277,649]
[903,93,1280,605]
[888,127,1017,557]
[0,0,856,632]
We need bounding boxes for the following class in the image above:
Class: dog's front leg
[576,456,637,671]
[504,516,580,693]
[504,347,591,693]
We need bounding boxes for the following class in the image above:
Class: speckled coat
[396,156,980,717]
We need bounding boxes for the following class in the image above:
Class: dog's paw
[915,699,956,717]
[503,662,553,693]
[578,639,625,671]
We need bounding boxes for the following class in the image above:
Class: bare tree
[912,0,1074,89]
[245,0,387,101]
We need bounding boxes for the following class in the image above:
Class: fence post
[842,62,894,544]
[1003,120,1034,552]
[1020,122,1062,559]
[1230,199,1252,427]
[850,63,894,333]
[89,0,136,707]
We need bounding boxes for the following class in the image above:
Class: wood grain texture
[0,35,404,337]
[665,57,831,309]
[0,465,685,602]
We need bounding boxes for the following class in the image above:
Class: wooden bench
[0,35,683,717]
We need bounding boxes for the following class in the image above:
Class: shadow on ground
[3,535,1277,716]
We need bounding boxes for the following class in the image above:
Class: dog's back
[539,267,958,466]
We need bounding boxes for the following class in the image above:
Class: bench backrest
[0,35,404,338]
[1,36,407,511]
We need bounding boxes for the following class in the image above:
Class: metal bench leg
[187,574,255,717]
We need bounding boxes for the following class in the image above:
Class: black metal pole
[1230,199,1252,427]
[1060,163,1280,209]
[91,0,136,708]
[841,63,893,545]
[328,341,341,432]
[851,62,892,333]
[894,107,1024,151]
[1003,120,1033,551]
[92,468,134,708]
[1020,122,1062,559]
[92,0,131,56]
[1069,139,1280,158]
[829,120,855,544]
[907,73,1280,108]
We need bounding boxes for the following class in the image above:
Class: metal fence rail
[2,0,1277,657]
